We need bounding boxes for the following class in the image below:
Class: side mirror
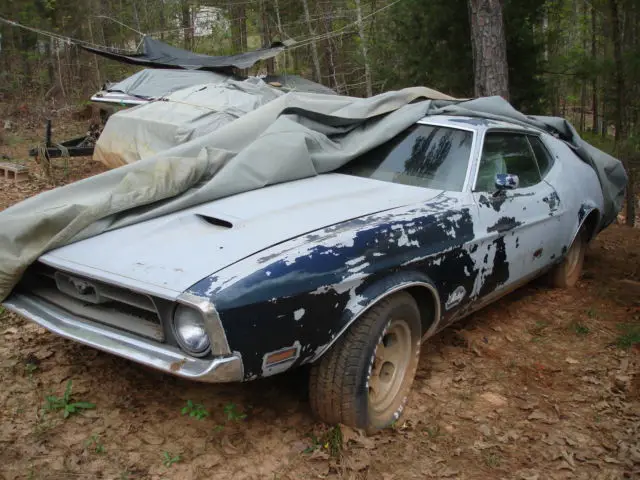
[495,173,519,191]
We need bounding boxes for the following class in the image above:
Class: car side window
[528,136,554,178]
[474,132,542,191]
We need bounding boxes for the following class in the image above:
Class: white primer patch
[293,308,305,321]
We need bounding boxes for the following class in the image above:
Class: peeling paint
[178,122,605,381]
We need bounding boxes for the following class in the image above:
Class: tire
[549,228,587,288]
[309,292,422,432]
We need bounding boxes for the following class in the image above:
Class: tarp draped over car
[99,68,231,100]
[81,36,286,72]
[0,88,627,302]
[94,68,337,102]
[94,77,285,168]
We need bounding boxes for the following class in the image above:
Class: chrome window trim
[526,134,556,179]
[470,128,547,192]
[415,118,479,193]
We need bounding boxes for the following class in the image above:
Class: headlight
[172,305,211,356]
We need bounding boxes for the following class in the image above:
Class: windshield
[338,124,473,191]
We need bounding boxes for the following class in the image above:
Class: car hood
[40,174,442,298]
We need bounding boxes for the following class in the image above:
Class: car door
[470,130,563,301]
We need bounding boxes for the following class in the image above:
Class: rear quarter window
[528,136,555,178]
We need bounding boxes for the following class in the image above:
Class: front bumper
[3,292,243,383]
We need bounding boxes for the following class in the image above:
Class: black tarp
[81,36,286,72]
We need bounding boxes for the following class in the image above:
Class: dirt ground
[0,121,638,480]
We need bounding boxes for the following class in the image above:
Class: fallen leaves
[480,392,508,407]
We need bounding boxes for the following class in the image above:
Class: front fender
[310,270,442,362]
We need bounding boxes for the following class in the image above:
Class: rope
[0,16,136,54]
[92,15,145,36]
[288,0,405,51]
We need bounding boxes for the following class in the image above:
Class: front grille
[19,263,164,341]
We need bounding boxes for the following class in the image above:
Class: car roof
[417,115,544,134]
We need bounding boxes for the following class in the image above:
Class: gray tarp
[82,36,286,72]
[95,77,284,168]
[96,69,336,101]
[0,89,626,302]
[103,69,229,99]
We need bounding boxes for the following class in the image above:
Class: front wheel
[308,292,422,432]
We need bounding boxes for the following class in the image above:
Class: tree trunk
[159,0,166,40]
[591,4,598,133]
[610,0,626,141]
[260,0,275,74]
[181,1,192,50]
[301,0,322,84]
[610,0,634,226]
[354,0,373,97]
[273,0,286,72]
[87,19,101,88]
[320,2,339,91]
[229,1,248,52]
[468,0,509,99]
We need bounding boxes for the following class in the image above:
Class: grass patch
[616,323,640,349]
[484,452,501,468]
[571,322,590,337]
[304,425,343,458]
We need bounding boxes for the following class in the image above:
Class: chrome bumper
[3,293,243,383]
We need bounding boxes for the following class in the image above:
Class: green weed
[25,362,38,377]
[586,308,601,319]
[181,400,209,420]
[571,322,590,336]
[223,402,247,422]
[85,434,105,454]
[325,425,343,457]
[303,426,343,458]
[616,323,640,349]
[162,451,181,467]
[484,452,501,468]
[424,425,443,439]
[43,380,95,419]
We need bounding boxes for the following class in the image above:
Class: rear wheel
[549,228,587,288]
[309,292,422,432]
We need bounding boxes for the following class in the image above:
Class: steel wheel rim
[565,237,582,276]
[367,319,413,415]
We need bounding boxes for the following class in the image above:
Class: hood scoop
[197,214,233,229]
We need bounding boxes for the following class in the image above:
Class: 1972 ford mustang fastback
[3,115,605,431]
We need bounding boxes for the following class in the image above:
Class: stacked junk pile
[32,37,336,169]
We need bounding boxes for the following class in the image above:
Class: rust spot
[170,358,187,372]
[533,248,543,259]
